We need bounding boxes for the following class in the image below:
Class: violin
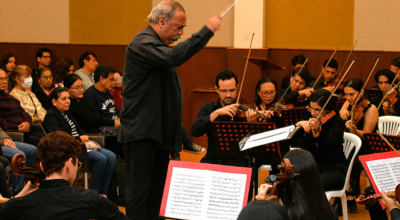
[356,184,400,205]
[264,158,295,201]
[11,154,45,184]
[236,102,268,121]
[384,92,397,115]
[350,98,369,128]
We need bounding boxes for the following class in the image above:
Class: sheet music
[164,167,247,220]
[241,125,295,151]
[366,157,400,192]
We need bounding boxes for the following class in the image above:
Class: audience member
[31,48,52,91]
[43,87,116,195]
[110,70,122,112]
[0,131,130,220]
[0,53,16,73]
[75,52,98,89]
[34,67,53,110]
[52,58,74,87]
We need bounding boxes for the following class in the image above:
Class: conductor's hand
[296,120,311,133]
[206,15,222,33]
[381,191,400,212]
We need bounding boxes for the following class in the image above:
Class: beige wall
[0,0,69,43]
[355,0,400,51]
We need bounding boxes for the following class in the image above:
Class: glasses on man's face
[260,90,275,97]
[306,105,321,114]
[0,77,8,82]
[218,88,236,95]
[78,162,82,169]
[70,85,85,90]
[41,76,53,80]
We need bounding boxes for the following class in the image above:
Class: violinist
[294,89,347,191]
[191,69,256,165]
[390,57,400,77]
[254,77,283,127]
[281,55,306,90]
[0,131,130,220]
[370,69,400,116]
[255,149,337,220]
[339,77,379,210]
[308,58,338,92]
[277,67,313,107]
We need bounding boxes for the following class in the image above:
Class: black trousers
[123,139,169,220]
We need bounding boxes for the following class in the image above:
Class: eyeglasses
[0,77,8,81]
[41,76,53,80]
[260,90,276,97]
[306,105,321,113]
[78,162,82,169]
[70,85,85,90]
[42,56,52,59]
[218,89,236,94]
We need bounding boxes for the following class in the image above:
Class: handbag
[85,140,102,151]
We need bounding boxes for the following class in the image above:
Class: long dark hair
[344,77,363,92]
[0,53,16,72]
[281,149,337,220]
[52,58,74,85]
[254,77,277,105]
[309,89,338,113]
[237,200,290,220]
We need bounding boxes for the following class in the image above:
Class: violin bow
[273,57,309,112]
[315,58,356,124]
[334,41,357,88]
[349,55,380,133]
[376,130,400,157]
[311,47,338,90]
[377,68,400,110]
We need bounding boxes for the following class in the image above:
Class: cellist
[370,69,400,116]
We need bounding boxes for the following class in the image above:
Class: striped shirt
[64,114,79,137]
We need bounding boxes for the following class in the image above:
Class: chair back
[378,116,400,136]
[342,132,362,191]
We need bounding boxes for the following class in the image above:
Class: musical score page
[164,167,248,220]
[366,157,400,192]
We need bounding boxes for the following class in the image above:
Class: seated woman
[256,149,338,220]
[8,65,46,122]
[0,54,16,74]
[34,67,53,110]
[43,87,116,196]
[52,58,74,87]
[295,89,347,192]
[237,200,290,220]
[370,69,400,116]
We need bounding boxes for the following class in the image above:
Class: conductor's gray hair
[147,0,185,24]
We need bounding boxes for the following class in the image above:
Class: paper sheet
[366,157,400,192]
[240,125,295,151]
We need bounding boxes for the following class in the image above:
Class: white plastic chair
[378,115,400,136]
[325,132,362,220]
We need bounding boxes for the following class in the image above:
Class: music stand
[280,107,308,126]
[364,88,379,100]
[364,132,400,153]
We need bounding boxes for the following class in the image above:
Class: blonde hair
[8,65,32,92]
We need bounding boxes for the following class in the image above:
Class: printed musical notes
[163,166,249,220]
[367,157,400,192]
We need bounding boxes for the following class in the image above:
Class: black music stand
[364,133,400,153]
[280,107,308,126]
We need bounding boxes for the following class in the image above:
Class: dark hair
[323,58,338,70]
[215,69,238,88]
[343,77,363,92]
[309,89,338,113]
[8,65,32,92]
[391,57,400,68]
[48,87,69,107]
[291,67,309,82]
[36,48,52,59]
[64,74,82,89]
[79,52,96,68]
[281,149,337,220]
[291,55,306,67]
[0,53,16,72]
[94,65,115,83]
[255,77,277,105]
[52,58,74,85]
[37,131,81,176]
[374,68,395,84]
[237,200,290,220]
[37,67,52,79]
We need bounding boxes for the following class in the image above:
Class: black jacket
[43,106,85,142]
[69,98,104,133]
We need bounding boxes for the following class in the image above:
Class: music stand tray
[364,132,400,153]
[212,122,280,159]
[280,107,308,126]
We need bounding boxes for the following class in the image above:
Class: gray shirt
[75,69,94,90]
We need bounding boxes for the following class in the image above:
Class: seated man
[191,69,257,165]
[31,48,52,91]
[308,58,339,92]
[74,52,99,89]
[281,55,315,90]
[0,131,130,220]
[277,67,313,107]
